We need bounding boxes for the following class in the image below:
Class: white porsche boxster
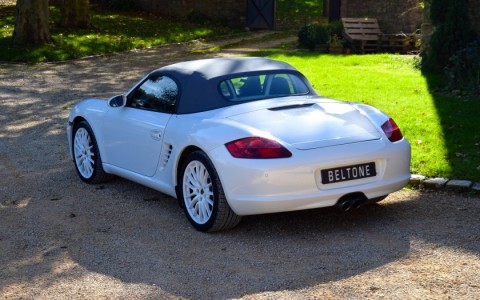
[67,57,411,232]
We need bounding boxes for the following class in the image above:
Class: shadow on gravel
[62,187,479,299]
[1,141,479,299]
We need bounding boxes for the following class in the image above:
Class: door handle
[150,130,162,141]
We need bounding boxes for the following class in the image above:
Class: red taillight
[381,118,403,142]
[225,137,292,159]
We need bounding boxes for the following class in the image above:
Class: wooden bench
[342,18,382,53]
[342,17,416,54]
[379,33,416,54]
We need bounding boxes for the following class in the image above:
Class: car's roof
[142,57,315,114]
[157,57,297,80]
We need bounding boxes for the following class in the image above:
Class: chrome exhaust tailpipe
[336,199,352,211]
[336,193,367,212]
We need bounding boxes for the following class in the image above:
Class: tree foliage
[444,41,480,92]
[422,0,475,71]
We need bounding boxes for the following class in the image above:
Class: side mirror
[108,95,125,107]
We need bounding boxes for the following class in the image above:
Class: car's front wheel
[72,120,111,184]
[179,151,241,232]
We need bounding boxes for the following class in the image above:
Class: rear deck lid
[228,101,381,150]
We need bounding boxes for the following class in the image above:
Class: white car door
[102,74,178,177]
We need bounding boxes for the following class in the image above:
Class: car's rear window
[219,73,310,101]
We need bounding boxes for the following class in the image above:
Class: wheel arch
[70,117,112,183]
[68,116,87,160]
[174,145,203,201]
[175,147,242,231]
[72,116,87,127]
[70,116,107,167]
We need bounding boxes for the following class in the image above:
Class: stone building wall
[135,0,245,27]
[340,0,423,34]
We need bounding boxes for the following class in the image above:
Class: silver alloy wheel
[74,127,95,179]
[182,160,214,225]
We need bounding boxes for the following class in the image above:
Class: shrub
[327,20,344,39]
[298,23,329,50]
[445,40,480,93]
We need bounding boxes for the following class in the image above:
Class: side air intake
[160,143,173,167]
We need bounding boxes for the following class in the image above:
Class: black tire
[72,120,111,184]
[179,151,241,232]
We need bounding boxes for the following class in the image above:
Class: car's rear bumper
[208,138,411,216]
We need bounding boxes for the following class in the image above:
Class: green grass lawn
[266,53,480,181]
[0,5,238,62]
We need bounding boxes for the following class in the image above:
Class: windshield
[219,73,310,102]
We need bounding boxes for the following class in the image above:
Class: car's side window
[127,75,178,113]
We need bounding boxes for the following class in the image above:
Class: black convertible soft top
[148,57,315,114]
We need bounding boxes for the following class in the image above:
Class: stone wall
[135,0,245,27]
[340,0,423,34]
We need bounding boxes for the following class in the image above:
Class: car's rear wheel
[179,151,241,232]
[73,121,111,184]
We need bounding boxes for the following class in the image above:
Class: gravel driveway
[1,36,479,299]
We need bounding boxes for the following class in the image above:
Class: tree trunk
[61,0,91,28]
[12,0,52,45]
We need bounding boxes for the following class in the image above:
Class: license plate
[321,162,376,184]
